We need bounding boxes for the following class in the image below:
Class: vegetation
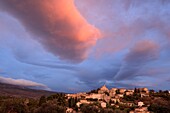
[148,92,170,113]
[68,97,78,108]
[123,90,141,102]
[0,94,66,113]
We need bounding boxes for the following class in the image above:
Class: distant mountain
[0,82,57,98]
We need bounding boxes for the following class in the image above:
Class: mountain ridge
[0,82,58,98]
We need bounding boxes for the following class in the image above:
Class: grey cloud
[16,59,77,71]
[75,63,121,89]
[115,40,160,80]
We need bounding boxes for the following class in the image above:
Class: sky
[0,0,170,93]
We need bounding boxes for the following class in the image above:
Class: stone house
[138,101,144,107]
[100,101,107,108]
[119,88,126,94]
[85,93,104,100]
[109,88,117,97]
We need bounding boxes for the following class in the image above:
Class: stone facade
[98,85,109,94]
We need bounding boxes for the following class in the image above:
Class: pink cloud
[0,0,101,62]
[125,40,159,63]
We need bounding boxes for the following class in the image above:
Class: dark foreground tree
[34,102,66,113]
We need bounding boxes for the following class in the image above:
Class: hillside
[0,82,57,98]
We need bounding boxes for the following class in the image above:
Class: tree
[68,97,76,108]
[159,90,163,93]
[34,102,66,113]
[134,88,140,93]
[150,89,155,93]
[116,89,120,94]
[0,98,28,113]
[39,96,46,106]
[148,97,170,113]
[80,104,98,113]
[163,90,169,94]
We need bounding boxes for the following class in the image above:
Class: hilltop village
[66,85,170,113]
[0,83,170,113]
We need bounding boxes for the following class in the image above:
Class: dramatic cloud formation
[115,40,160,80]
[76,0,170,57]
[0,0,170,92]
[0,0,101,62]
[75,41,160,89]
[0,76,50,90]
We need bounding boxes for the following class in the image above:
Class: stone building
[98,85,109,94]
[119,88,126,94]
[109,88,117,97]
